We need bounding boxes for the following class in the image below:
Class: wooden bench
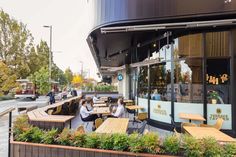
[27,96,81,130]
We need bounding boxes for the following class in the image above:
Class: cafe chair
[199,118,224,130]
[80,114,93,128]
[126,108,135,118]
[127,121,147,134]
[95,118,103,129]
[47,109,54,115]
[135,112,148,121]
[52,105,62,115]
[173,128,181,138]
[76,125,85,134]
[181,122,197,133]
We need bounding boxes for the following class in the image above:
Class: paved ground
[0,97,49,157]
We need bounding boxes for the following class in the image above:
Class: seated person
[86,97,93,111]
[80,99,98,124]
[93,94,100,103]
[111,98,125,118]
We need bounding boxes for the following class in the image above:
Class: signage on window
[117,74,123,81]
[206,74,229,85]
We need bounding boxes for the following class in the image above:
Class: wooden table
[184,126,236,142]
[95,118,129,134]
[123,99,133,103]
[92,107,110,115]
[99,97,108,101]
[93,103,107,107]
[125,105,144,110]
[94,100,106,104]
[179,113,205,122]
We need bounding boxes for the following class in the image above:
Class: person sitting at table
[93,93,100,103]
[80,99,98,128]
[110,98,125,118]
[86,97,93,111]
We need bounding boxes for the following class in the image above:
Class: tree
[71,74,83,87]
[29,67,50,95]
[0,61,17,95]
[64,68,73,85]
[0,9,34,78]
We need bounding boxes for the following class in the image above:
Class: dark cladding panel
[91,0,236,29]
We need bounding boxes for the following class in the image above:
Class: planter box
[11,140,177,157]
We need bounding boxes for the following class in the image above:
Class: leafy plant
[128,133,143,153]
[84,133,100,148]
[202,137,222,157]
[56,128,72,146]
[13,115,31,140]
[162,135,180,155]
[17,126,43,143]
[99,134,114,150]
[208,91,219,100]
[141,132,160,154]
[223,143,236,157]
[182,135,203,157]
[113,133,129,151]
[71,131,86,147]
[41,128,58,144]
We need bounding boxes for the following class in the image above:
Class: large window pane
[206,31,231,130]
[138,66,148,98]
[174,33,204,122]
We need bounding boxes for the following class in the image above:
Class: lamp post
[43,25,52,90]
[79,61,83,76]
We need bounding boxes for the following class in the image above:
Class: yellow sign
[206,74,229,85]
[209,108,229,121]
[153,104,167,115]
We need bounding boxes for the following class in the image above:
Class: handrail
[0,107,15,117]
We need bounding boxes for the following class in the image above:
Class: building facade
[87,0,236,136]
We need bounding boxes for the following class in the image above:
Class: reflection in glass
[150,62,171,101]
[138,66,148,98]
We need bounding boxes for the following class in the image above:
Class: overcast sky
[0,0,99,80]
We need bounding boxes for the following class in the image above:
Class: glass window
[206,31,229,57]
[138,66,148,98]
[150,62,171,101]
[173,33,204,122]
[173,33,204,103]
[174,59,203,103]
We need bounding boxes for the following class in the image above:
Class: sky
[0,0,99,80]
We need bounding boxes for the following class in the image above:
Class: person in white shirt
[111,98,125,118]
[86,97,93,111]
[93,94,100,103]
[80,99,98,123]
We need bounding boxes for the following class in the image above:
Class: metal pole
[8,111,12,157]
[49,26,52,91]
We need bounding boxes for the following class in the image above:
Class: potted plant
[208,91,219,104]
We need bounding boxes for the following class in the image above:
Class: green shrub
[99,134,114,150]
[113,134,129,151]
[202,137,222,157]
[128,133,143,153]
[182,135,203,157]
[56,128,72,146]
[141,132,160,154]
[17,126,43,143]
[13,114,31,139]
[223,143,236,157]
[162,135,180,155]
[84,133,100,148]
[41,128,58,144]
[71,131,86,147]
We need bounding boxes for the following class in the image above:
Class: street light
[79,61,83,76]
[43,25,52,90]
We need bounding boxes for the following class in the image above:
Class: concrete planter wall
[11,140,177,157]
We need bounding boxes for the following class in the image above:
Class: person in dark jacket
[47,89,55,104]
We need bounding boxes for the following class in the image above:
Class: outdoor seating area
[27,96,81,130]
